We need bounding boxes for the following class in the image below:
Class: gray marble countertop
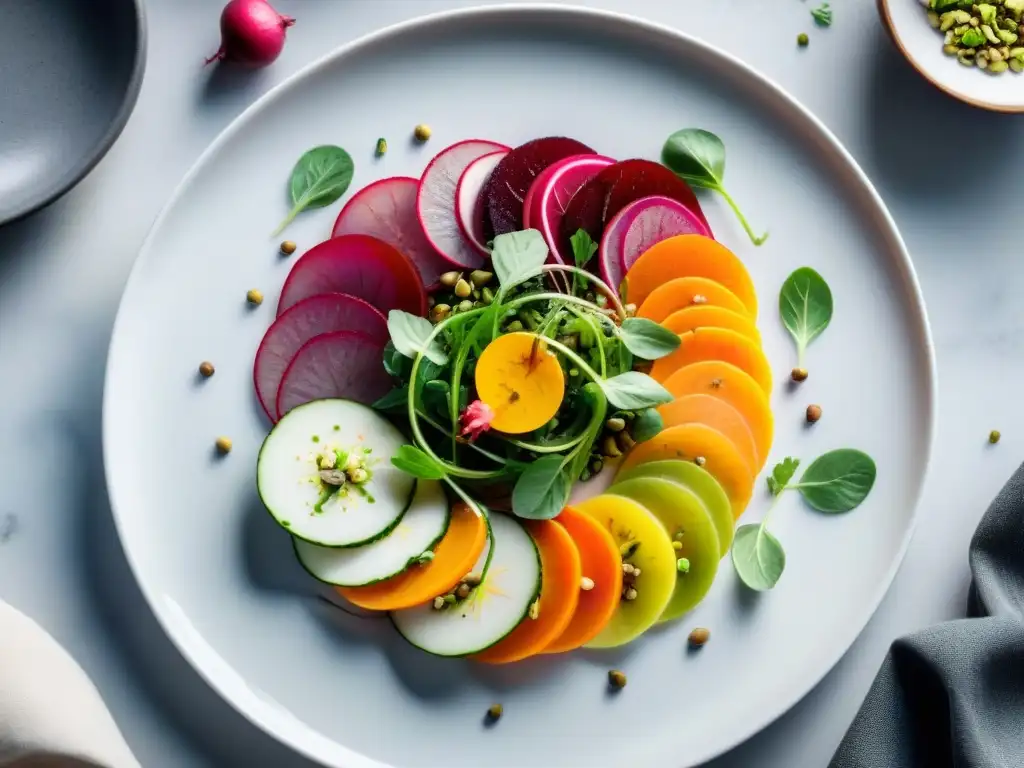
[1,1,1020,765]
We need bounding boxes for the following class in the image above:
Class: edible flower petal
[459,400,495,442]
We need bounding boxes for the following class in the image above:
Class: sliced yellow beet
[637,276,752,323]
[659,394,760,471]
[661,362,773,468]
[619,423,755,519]
[662,306,761,346]
[475,332,564,434]
[623,235,757,315]
[575,494,676,649]
[650,327,773,394]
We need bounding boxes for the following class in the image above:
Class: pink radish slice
[332,177,450,289]
[254,293,387,422]
[275,331,391,419]
[484,137,596,237]
[523,154,615,264]
[417,139,510,269]
[599,196,711,293]
[455,150,508,256]
[277,234,426,319]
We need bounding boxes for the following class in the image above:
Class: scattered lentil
[433,596,445,610]
[622,562,635,575]
[605,417,626,432]
[694,456,707,467]
[691,294,708,305]
[375,137,387,157]
[608,670,627,690]
[280,240,297,255]
[440,271,461,288]
[246,289,264,306]
[602,436,623,458]
[672,540,683,551]
[989,429,1002,444]
[470,270,493,287]
[797,32,810,46]
[806,404,823,424]
[688,627,711,648]
[454,278,472,298]
[198,361,215,378]
[413,124,432,142]
[791,367,809,382]
[624,588,638,601]
[456,583,471,599]
[580,576,595,591]
[215,436,233,454]
[486,704,503,722]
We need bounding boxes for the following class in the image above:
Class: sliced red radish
[332,177,450,289]
[484,137,595,237]
[455,150,508,256]
[275,331,391,419]
[277,234,426,318]
[599,196,712,292]
[417,140,510,269]
[254,293,387,422]
[561,159,710,257]
[523,154,614,265]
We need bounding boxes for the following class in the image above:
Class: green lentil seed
[797,32,809,46]
[989,430,1002,444]
[608,670,627,689]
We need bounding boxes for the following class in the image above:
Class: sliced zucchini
[257,399,415,546]
[391,513,541,657]
[293,480,449,587]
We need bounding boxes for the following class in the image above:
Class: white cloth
[0,601,139,768]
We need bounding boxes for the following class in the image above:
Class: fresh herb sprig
[779,267,833,372]
[811,2,833,27]
[732,450,877,591]
[273,145,354,236]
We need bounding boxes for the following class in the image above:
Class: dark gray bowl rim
[1,0,148,227]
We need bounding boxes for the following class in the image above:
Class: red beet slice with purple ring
[484,136,595,237]
[253,293,387,422]
[275,331,391,419]
[332,177,450,290]
[277,234,427,319]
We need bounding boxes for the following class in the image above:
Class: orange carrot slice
[619,423,755,519]
[638,276,752,323]
[475,332,565,434]
[543,507,623,653]
[662,305,761,346]
[650,327,773,394]
[473,519,581,664]
[623,235,757,315]
[337,502,487,611]
[659,394,761,471]
[662,361,773,468]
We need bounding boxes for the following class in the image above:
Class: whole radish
[205,0,295,68]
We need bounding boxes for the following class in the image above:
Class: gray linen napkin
[829,463,1024,768]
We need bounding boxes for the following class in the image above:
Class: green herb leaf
[391,445,447,480]
[600,372,674,410]
[766,457,801,496]
[511,455,570,520]
[618,318,681,360]
[570,229,598,269]
[731,523,786,591]
[382,341,410,378]
[273,145,354,235]
[793,449,876,513]
[387,310,448,366]
[779,267,833,367]
[421,380,450,421]
[631,408,664,443]
[662,128,767,246]
[372,386,409,413]
[811,2,833,26]
[491,229,549,288]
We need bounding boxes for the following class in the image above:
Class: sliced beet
[275,331,391,419]
[560,159,711,261]
[254,293,387,422]
[418,140,509,268]
[484,136,595,237]
[277,234,426,318]
[332,177,450,289]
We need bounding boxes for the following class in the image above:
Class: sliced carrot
[659,394,761,471]
[650,327,773,394]
[619,423,755,519]
[473,519,581,664]
[542,507,623,654]
[662,305,761,346]
[336,502,487,611]
[662,361,773,469]
[623,235,757,315]
[637,276,752,323]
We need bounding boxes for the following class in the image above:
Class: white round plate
[879,0,1024,112]
[104,7,936,768]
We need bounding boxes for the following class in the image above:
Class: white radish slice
[455,150,507,256]
[332,177,451,289]
[416,139,510,269]
[254,293,387,422]
[257,399,415,547]
[391,513,541,657]
[275,331,391,420]
[622,198,711,271]
[293,480,449,586]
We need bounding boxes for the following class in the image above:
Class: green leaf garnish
[387,310,448,366]
[273,145,354,235]
[792,449,876,513]
[600,371,674,410]
[779,267,833,368]
[391,445,447,480]
[511,455,571,520]
[491,229,549,288]
[570,229,598,269]
[731,524,786,591]
[811,2,833,27]
[662,128,767,246]
[618,317,681,360]
[766,457,800,496]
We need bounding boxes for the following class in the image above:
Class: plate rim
[102,5,938,767]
